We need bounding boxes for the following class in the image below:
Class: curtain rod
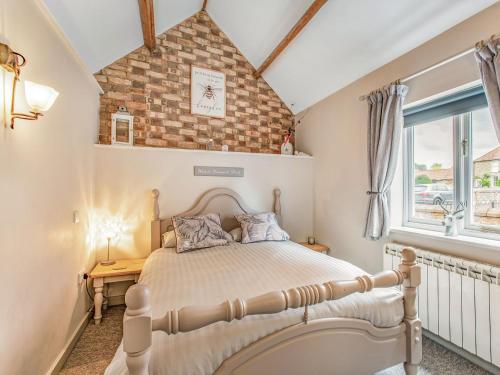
[358,33,499,101]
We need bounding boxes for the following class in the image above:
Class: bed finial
[273,188,282,218]
[152,189,160,220]
[399,247,422,375]
[124,284,152,375]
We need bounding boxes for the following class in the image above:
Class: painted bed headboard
[150,187,282,251]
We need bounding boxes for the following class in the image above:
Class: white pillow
[235,212,289,244]
[162,230,177,248]
[229,227,242,242]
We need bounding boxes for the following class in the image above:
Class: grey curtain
[364,84,408,240]
[475,38,500,142]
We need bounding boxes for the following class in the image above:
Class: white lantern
[112,107,134,145]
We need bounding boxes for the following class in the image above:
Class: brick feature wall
[95,11,293,153]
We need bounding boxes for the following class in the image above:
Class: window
[403,85,500,238]
[467,107,500,233]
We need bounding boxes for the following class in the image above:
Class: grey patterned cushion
[235,212,289,244]
[172,213,232,253]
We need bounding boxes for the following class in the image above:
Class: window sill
[390,226,500,252]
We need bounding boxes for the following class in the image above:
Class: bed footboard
[123,248,421,375]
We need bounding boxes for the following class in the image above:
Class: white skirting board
[45,311,92,375]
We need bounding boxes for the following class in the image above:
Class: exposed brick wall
[95,11,293,153]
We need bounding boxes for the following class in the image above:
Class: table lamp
[100,220,120,266]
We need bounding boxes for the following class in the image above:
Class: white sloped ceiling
[43,0,498,113]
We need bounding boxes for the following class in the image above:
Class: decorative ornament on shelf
[285,106,313,155]
[281,126,295,155]
[439,201,466,236]
[111,106,133,145]
[206,138,214,151]
[0,42,59,129]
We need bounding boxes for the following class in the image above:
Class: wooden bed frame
[122,188,422,375]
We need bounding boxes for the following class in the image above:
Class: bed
[107,188,422,375]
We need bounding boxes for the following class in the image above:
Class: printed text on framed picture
[191,65,226,118]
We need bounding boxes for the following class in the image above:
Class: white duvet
[105,241,403,375]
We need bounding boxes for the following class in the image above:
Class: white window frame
[403,110,500,240]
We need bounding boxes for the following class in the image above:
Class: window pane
[115,119,130,143]
[471,108,500,229]
[412,117,455,222]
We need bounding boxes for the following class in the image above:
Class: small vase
[281,142,294,155]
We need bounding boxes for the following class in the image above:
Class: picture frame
[190,65,226,118]
[111,109,134,145]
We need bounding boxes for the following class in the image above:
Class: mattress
[106,241,404,375]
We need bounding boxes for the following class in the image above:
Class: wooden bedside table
[299,242,330,254]
[89,258,146,324]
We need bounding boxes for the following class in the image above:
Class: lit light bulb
[101,218,122,240]
[1,69,14,127]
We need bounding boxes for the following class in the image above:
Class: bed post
[273,188,282,223]
[151,189,161,251]
[399,247,422,375]
[124,284,152,375]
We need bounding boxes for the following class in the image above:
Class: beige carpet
[60,306,124,375]
[60,305,492,375]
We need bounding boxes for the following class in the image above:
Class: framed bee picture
[191,65,226,118]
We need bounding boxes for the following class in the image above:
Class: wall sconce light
[0,42,59,129]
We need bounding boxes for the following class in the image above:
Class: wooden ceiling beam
[138,0,156,51]
[202,0,209,11]
[254,0,327,78]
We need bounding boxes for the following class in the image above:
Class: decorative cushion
[235,212,289,244]
[172,213,232,253]
[229,227,242,242]
[162,230,176,248]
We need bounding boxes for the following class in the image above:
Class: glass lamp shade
[24,80,59,113]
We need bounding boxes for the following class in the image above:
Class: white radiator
[384,243,500,367]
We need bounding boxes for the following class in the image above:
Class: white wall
[296,3,500,274]
[94,145,314,259]
[0,0,100,373]
[0,1,314,370]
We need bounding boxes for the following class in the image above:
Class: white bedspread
[105,241,403,375]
